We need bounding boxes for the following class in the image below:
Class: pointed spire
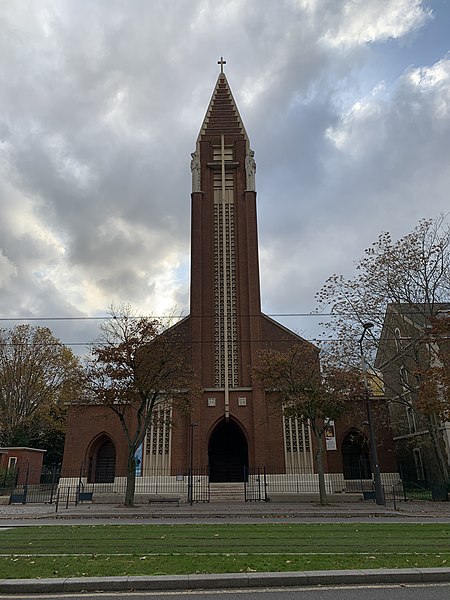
[197,63,248,143]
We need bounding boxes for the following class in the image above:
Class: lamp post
[188,423,198,506]
[359,322,386,506]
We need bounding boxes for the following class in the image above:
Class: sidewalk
[0,497,448,521]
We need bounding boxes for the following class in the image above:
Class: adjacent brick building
[0,447,46,485]
[375,303,450,489]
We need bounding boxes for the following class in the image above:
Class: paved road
[0,583,449,600]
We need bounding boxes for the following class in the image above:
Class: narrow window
[394,328,402,351]
[413,448,424,481]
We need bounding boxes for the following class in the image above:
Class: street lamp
[359,322,386,506]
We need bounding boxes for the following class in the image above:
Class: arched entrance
[341,429,371,480]
[208,420,248,482]
[87,436,116,483]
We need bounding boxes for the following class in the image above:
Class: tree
[0,324,81,462]
[253,343,363,505]
[86,306,197,507]
[316,216,450,486]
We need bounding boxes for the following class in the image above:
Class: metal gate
[188,466,210,503]
[244,466,267,501]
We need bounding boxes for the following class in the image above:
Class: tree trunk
[124,453,137,507]
[315,431,328,506]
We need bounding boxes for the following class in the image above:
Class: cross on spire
[218,56,226,73]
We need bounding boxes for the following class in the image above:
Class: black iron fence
[1,463,448,505]
[2,465,209,505]
[395,463,450,501]
[1,465,63,504]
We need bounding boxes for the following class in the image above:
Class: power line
[0,336,417,349]
[0,312,403,321]
[1,307,443,322]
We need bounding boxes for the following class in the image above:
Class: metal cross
[218,57,226,73]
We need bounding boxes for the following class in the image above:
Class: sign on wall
[325,419,337,451]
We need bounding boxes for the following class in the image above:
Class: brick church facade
[62,65,396,495]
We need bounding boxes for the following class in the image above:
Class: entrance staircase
[209,482,245,503]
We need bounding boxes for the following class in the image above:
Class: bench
[148,496,180,506]
[9,493,26,505]
[78,492,94,503]
[363,490,376,501]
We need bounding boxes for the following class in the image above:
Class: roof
[197,72,248,143]
[375,302,450,369]
[0,447,47,453]
[384,302,450,328]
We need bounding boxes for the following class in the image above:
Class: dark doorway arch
[208,420,248,482]
[341,429,371,480]
[87,437,116,483]
[95,439,116,483]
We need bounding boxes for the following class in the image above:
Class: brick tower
[167,62,308,481]
[62,63,315,485]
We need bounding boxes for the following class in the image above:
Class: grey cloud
[0,0,447,348]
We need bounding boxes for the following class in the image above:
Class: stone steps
[209,483,245,503]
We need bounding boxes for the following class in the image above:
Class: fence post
[399,465,407,501]
[187,467,192,505]
[257,467,261,501]
[22,464,30,505]
[49,467,57,504]
[76,461,85,506]
[263,467,268,501]
[55,488,60,513]
[244,465,248,502]
[392,485,397,511]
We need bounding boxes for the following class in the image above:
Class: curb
[1,568,450,594]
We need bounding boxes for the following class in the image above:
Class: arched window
[413,448,425,482]
[400,366,410,397]
[394,328,402,352]
[406,407,417,434]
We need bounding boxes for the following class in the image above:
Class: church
[62,62,396,499]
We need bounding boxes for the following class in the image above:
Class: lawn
[0,523,449,579]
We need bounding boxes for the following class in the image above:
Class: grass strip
[1,553,449,579]
[0,523,449,579]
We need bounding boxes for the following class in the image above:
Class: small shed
[0,447,46,485]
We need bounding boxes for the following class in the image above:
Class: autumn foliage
[254,343,364,505]
[86,306,197,506]
[0,324,81,462]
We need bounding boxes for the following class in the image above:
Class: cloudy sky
[1,0,449,351]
